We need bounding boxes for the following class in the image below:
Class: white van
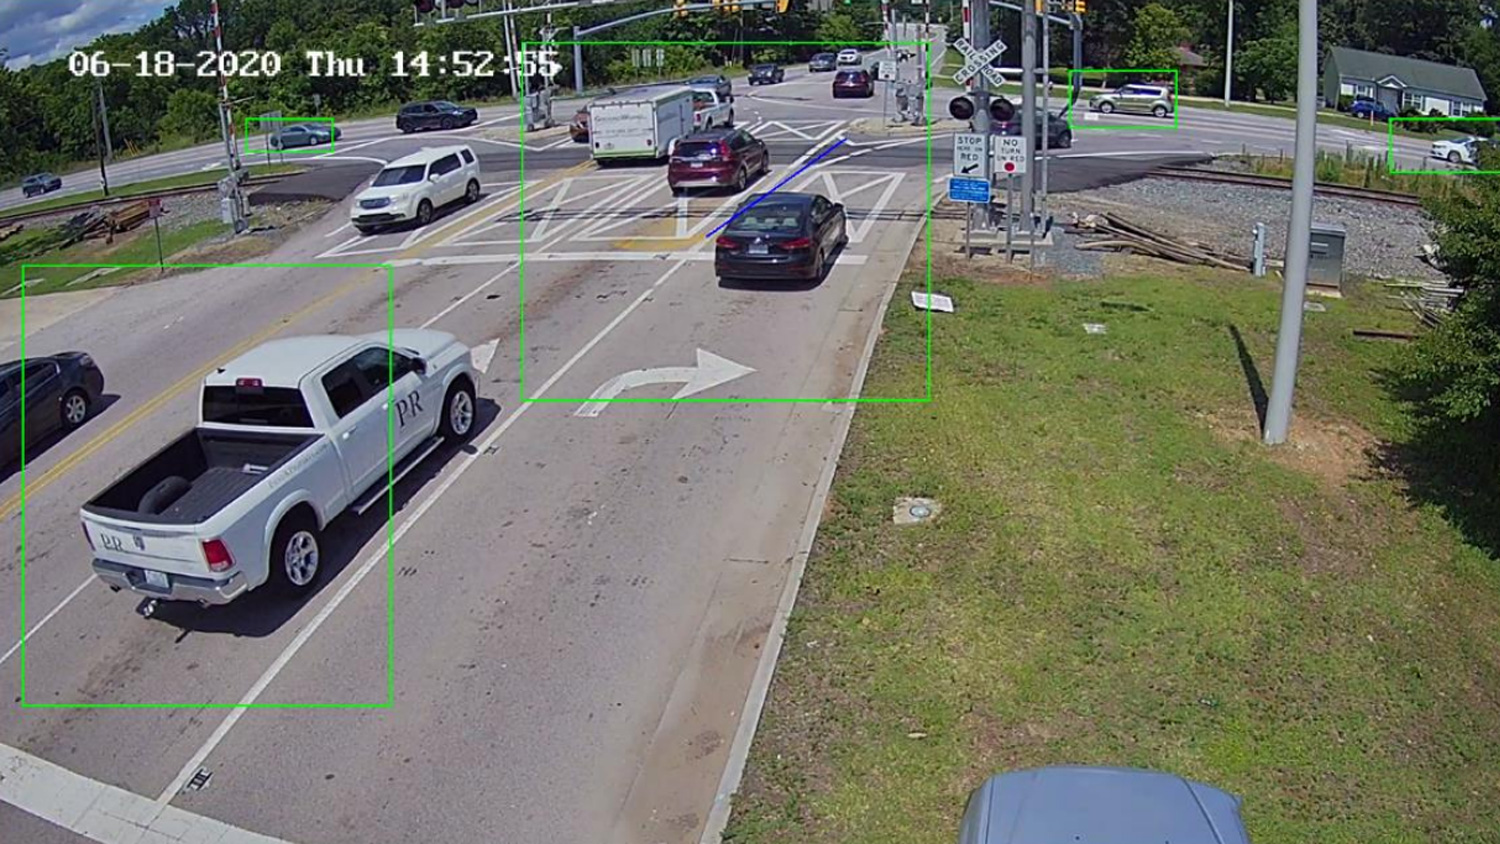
[351,144,481,233]
[588,86,696,161]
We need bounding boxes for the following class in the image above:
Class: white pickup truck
[689,87,735,132]
[82,331,477,615]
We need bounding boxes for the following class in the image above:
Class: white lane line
[0,578,95,668]
[160,257,695,806]
[542,137,577,150]
[0,741,294,844]
[322,221,353,239]
[420,262,519,328]
[307,154,389,165]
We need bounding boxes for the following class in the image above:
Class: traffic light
[948,95,975,121]
[989,97,1015,122]
[675,0,688,17]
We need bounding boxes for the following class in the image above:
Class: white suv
[837,48,861,66]
[351,145,481,234]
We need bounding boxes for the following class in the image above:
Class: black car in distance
[748,63,785,85]
[715,192,848,282]
[0,352,105,468]
[396,101,479,133]
[21,172,62,197]
[992,110,1073,148]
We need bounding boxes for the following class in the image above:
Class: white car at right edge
[1430,135,1497,166]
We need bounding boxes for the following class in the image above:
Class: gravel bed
[1050,176,1446,283]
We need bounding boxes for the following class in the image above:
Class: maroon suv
[833,69,874,98]
[667,128,770,194]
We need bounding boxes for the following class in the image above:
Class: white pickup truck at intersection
[82,330,477,616]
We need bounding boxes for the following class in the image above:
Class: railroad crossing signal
[676,0,688,16]
[1074,0,1086,12]
[952,36,1006,87]
[776,0,791,10]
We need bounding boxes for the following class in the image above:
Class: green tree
[158,88,220,142]
[1404,146,1500,437]
[1237,22,1297,102]
[815,12,862,50]
[1124,3,1190,70]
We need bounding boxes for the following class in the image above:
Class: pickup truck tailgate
[82,513,212,578]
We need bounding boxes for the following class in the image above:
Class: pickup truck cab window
[203,384,314,428]
[321,361,366,419]
[351,346,416,395]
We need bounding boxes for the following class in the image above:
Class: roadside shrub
[1337,94,1354,112]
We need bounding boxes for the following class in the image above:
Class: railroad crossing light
[989,97,1015,122]
[413,0,436,12]
[675,0,688,16]
[948,95,975,121]
[730,0,741,11]
[776,0,792,10]
[1074,0,1086,12]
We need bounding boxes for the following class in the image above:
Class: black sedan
[268,123,342,149]
[715,192,848,282]
[748,63,785,85]
[396,100,480,133]
[21,172,62,197]
[992,110,1072,148]
[809,52,838,72]
[0,352,105,467]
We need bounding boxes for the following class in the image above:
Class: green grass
[1,218,231,297]
[1,163,304,220]
[1229,148,1468,201]
[724,270,1500,844]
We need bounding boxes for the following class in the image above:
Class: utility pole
[1019,0,1037,226]
[1223,0,1234,107]
[210,0,247,234]
[1262,0,1318,445]
[1071,12,1082,113]
[1039,3,1050,227]
[969,0,992,137]
[92,79,111,197]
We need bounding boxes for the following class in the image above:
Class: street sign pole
[1020,0,1037,229]
[1040,1,1051,227]
[1004,176,1014,261]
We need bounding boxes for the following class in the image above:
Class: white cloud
[0,0,175,69]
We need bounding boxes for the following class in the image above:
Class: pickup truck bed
[84,428,317,524]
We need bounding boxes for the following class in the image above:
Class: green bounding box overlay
[1067,69,1180,132]
[520,39,935,404]
[18,262,397,709]
[243,115,338,157]
[1388,116,1500,175]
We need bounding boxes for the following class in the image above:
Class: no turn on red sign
[993,135,1029,176]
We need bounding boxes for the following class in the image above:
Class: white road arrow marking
[574,349,755,417]
[470,339,499,374]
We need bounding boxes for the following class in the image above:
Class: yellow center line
[3,157,596,522]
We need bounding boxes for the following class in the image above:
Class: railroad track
[0,173,293,228]
[1150,165,1424,207]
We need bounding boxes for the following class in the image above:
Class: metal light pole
[1019,0,1037,225]
[93,79,111,196]
[1040,4,1050,226]
[1262,0,1318,445]
[1223,0,1234,107]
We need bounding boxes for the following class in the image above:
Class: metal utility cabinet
[1307,222,1347,291]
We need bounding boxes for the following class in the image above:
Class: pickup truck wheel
[271,515,321,592]
[441,379,477,441]
[465,179,480,204]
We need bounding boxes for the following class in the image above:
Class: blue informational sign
[948,177,991,204]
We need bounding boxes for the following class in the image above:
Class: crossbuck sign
[952,36,1006,87]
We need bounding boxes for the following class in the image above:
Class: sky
[0,0,175,69]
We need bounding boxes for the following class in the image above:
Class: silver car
[1089,84,1174,118]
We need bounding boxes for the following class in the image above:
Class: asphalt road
[1,41,935,844]
[0,32,1451,844]
[0,41,1462,216]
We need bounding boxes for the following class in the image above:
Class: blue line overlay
[705,137,849,239]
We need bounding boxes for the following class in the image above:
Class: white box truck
[588,86,696,161]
